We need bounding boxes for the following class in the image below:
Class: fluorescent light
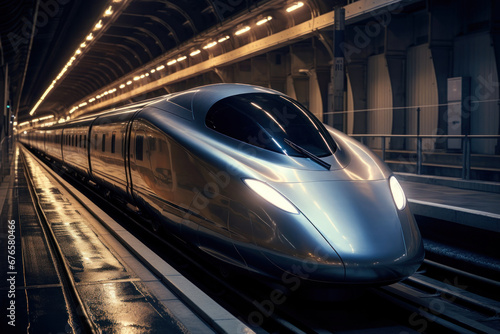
[167,59,177,66]
[257,16,273,25]
[218,35,230,43]
[286,2,304,12]
[203,41,217,49]
[235,26,250,35]
[190,49,201,56]
[177,55,187,62]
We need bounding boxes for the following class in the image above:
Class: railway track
[26,146,500,333]
[20,149,97,333]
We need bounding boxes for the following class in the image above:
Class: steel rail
[19,146,98,334]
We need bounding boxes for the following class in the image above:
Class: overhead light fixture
[257,16,273,25]
[86,33,94,41]
[119,84,125,89]
[94,20,103,30]
[218,35,230,43]
[203,41,217,49]
[80,42,87,48]
[235,26,251,35]
[126,80,132,85]
[156,65,165,71]
[286,2,304,12]
[190,49,201,57]
[177,55,187,62]
[167,59,177,66]
[104,6,113,17]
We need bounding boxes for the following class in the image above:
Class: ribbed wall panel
[367,54,393,149]
[406,44,439,151]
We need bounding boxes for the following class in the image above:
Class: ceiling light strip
[28,0,132,116]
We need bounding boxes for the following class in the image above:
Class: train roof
[151,83,285,121]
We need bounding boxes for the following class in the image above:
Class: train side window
[111,133,116,154]
[83,135,86,148]
[79,135,82,147]
[136,135,144,161]
[95,134,98,150]
[102,134,106,152]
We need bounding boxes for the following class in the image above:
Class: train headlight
[243,179,299,214]
[389,176,407,210]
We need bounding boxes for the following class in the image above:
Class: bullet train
[20,83,424,285]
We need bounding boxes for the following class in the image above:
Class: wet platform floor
[0,145,192,333]
[398,175,500,232]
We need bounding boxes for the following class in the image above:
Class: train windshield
[205,93,336,157]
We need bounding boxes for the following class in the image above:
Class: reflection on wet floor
[0,145,187,333]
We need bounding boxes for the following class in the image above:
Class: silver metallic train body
[20,84,424,285]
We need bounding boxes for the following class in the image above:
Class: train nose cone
[272,179,423,283]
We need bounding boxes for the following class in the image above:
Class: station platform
[1,144,251,333]
[397,173,500,233]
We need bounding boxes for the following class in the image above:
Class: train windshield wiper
[284,138,331,170]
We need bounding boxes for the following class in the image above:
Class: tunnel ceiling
[0,0,345,125]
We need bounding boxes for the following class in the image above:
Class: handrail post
[417,136,422,175]
[381,136,386,161]
[462,135,470,180]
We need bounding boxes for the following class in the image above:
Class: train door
[130,129,152,197]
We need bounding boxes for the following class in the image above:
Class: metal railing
[350,134,500,180]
